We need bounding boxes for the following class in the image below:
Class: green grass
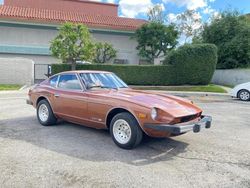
[0,84,21,91]
[132,84,227,93]
[222,84,234,88]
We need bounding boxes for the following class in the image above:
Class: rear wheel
[37,100,57,126]
[238,90,250,101]
[110,112,143,149]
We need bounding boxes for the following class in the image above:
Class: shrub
[52,44,217,86]
[93,42,117,64]
[163,44,218,85]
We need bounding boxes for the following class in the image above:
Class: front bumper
[144,115,212,134]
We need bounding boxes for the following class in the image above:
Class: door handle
[54,94,60,98]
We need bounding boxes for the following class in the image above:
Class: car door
[80,73,114,128]
[52,73,89,124]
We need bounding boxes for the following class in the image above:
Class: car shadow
[0,116,189,166]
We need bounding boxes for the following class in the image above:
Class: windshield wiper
[89,85,117,90]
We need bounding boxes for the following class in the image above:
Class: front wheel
[37,100,57,126]
[110,112,143,149]
[238,90,250,101]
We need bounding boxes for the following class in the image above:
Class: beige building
[0,0,146,84]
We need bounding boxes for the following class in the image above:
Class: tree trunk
[71,60,76,70]
[150,57,155,65]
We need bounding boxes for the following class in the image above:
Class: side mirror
[86,83,94,89]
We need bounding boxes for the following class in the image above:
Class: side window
[58,74,82,90]
[49,75,58,88]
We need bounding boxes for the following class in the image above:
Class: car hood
[109,89,202,117]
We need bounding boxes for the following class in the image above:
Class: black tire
[110,112,143,149]
[37,99,57,126]
[238,89,250,101]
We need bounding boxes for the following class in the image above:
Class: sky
[0,0,250,21]
[106,0,250,21]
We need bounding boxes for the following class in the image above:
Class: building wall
[0,58,34,85]
[0,25,139,64]
[0,26,56,46]
[212,69,250,86]
[93,33,139,65]
[0,54,59,64]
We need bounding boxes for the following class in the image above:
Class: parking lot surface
[0,91,249,188]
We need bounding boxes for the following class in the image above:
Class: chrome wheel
[38,104,49,122]
[239,90,250,101]
[113,119,132,144]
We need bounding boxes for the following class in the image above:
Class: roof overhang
[0,19,136,36]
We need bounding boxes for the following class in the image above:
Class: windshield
[80,73,128,89]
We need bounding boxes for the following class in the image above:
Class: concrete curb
[19,85,28,91]
[146,90,230,98]
[130,85,231,98]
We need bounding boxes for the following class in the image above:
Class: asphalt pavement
[0,90,249,188]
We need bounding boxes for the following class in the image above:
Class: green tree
[147,4,165,23]
[134,22,179,64]
[50,22,96,70]
[94,42,117,64]
[201,10,250,69]
[176,9,203,43]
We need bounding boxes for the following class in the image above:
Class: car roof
[55,70,112,75]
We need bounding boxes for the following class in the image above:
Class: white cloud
[89,0,103,2]
[86,0,153,18]
[106,0,116,3]
[167,13,179,23]
[157,3,166,11]
[202,5,219,22]
[203,6,216,14]
[163,0,207,10]
[119,0,153,18]
[89,0,116,3]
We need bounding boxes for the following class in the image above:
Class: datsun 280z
[27,71,212,149]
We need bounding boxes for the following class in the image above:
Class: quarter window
[58,74,82,90]
[49,75,59,88]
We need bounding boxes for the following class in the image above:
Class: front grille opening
[180,114,199,123]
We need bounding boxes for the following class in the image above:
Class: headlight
[151,108,158,120]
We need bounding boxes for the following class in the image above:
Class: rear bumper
[144,116,212,134]
[26,99,33,105]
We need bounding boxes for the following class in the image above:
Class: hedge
[51,44,218,85]
[52,64,176,85]
[163,44,218,85]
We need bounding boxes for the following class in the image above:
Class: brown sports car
[27,71,212,149]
